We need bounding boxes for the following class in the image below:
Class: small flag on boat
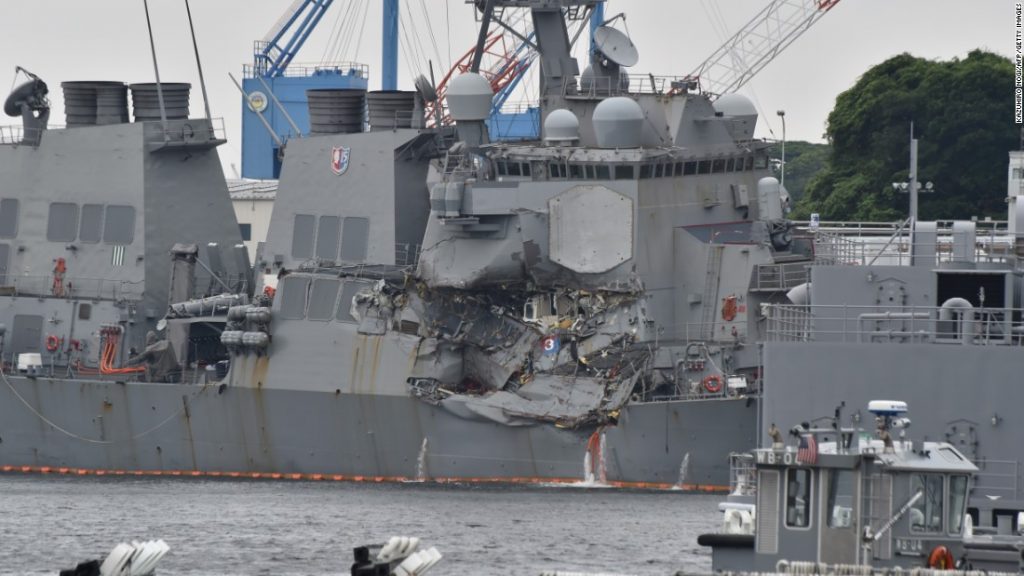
[797,434,817,465]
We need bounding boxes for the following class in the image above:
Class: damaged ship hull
[0,374,753,489]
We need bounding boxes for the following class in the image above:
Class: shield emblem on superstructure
[331,146,351,176]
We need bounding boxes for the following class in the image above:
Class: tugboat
[699,401,1024,573]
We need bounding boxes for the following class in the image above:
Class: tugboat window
[675,162,684,176]
[726,158,736,172]
[785,468,812,528]
[698,160,711,175]
[521,163,531,176]
[655,164,664,178]
[507,162,521,176]
[683,162,697,176]
[569,164,583,179]
[910,474,944,533]
[614,166,634,180]
[948,475,969,534]
[826,470,855,528]
[712,159,727,173]
[639,165,652,179]
[595,165,610,180]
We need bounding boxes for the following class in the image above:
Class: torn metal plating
[350,276,651,429]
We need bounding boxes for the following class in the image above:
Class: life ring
[927,545,955,570]
[703,374,724,394]
[45,334,59,352]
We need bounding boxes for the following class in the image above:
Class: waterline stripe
[0,465,729,492]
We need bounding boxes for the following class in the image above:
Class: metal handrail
[765,303,1024,346]
[1,274,144,301]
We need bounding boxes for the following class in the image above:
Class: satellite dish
[593,26,639,68]
[414,74,437,103]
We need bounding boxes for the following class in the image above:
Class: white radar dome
[447,73,493,122]
[714,93,758,140]
[543,109,580,144]
[592,97,644,149]
[713,93,757,117]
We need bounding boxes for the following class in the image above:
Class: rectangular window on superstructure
[291,214,316,259]
[697,160,711,175]
[785,468,812,529]
[336,281,362,323]
[549,162,564,179]
[238,223,252,241]
[569,164,583,179]
[307,278,340,321]
[46,203,79,243]
[683,161,697,176]
[712,159,727,173]
[614,166,634,180]
[103,205,135,245]
[655,163,664,178]
[756,155,770,170]
[279,276,310,320]
[79,204,104,243]
[0,199,18,239]
[507,162,521,176]
[675,162,684,177]
[496,161,507,176]
[315,215,340,261]
[521,163,531,176]
[745,156,755,171]
[340,217,370,263]
[639,165,652,179]
[726,158,736,172]
[595,165,610,180]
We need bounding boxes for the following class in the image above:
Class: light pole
[776,110,786,187]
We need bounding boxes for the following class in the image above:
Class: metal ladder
[700,245,724,340]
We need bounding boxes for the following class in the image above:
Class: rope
[2,357,210,445]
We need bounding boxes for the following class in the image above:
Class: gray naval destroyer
[0,0,809,488]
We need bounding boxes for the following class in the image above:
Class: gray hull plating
[0,374,752,488]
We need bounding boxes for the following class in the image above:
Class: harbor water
[0,475,718,575]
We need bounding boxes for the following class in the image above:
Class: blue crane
[241,0,400,179]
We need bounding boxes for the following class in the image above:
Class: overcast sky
[0,0,1010,177]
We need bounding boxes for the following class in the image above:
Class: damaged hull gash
[0,1,800,488]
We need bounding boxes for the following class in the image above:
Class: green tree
[794,50,1017,221]
[766,140,829,204]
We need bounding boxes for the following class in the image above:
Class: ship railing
[972,459,1021,502]
[764,303,1024,346]
[245,49,369,78]
[153,117,228,145]
[753,262,810,291]
[0,124,51,146]
[974,459,1022,502]
[729,452,758,498]
[567,74,691,98]
[0,275,144,301]
[395,243,422,268]
[803,221,1016,267]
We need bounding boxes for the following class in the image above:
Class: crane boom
[254,0,335,77]
[686,0,840,99]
